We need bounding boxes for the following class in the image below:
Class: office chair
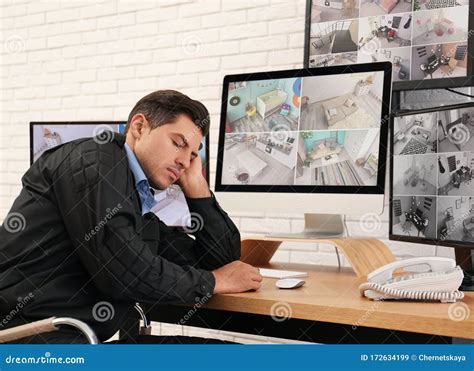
[0,303,150,344]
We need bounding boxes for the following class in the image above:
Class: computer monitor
[390,102,474,289]
[304,0,474,91]
[215,62,392,237]
[30,122,210,228]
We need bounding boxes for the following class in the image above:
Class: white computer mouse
[276,278,305,289]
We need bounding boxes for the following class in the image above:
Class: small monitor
[215,62,392,237]
[30,122,210,228]
[390,102,474,248]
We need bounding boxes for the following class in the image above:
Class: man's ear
[128,114,147,140]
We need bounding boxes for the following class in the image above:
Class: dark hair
[125,90,210,136]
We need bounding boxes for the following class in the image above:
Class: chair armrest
[0,317,56,343]
[52,318,99,344]
[0,317,99,344]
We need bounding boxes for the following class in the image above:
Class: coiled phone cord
[359,282,465,302]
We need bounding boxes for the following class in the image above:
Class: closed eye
[173,140,185,149]
[171,133,198,159]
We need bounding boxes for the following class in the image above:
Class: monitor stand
[267,213,344,239]
[455,248,474,292]
[241,213,403,278]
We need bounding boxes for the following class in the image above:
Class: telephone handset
[360,257,464,303]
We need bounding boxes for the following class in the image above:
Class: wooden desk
[145,263,473,343]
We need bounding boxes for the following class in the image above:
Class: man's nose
[176,152,190,170]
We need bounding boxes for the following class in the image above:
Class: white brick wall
[0,0,460,344]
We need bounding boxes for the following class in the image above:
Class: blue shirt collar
[124,143,157,215]
[124,143,148,186]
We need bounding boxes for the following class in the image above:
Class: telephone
[360,257,464,303]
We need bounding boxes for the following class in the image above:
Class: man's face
[126,113,203,190]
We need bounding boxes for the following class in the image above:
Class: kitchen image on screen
[221,132,297,186]
[307,0,471,84]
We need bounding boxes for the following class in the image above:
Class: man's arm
[173,151,263,294]
[177,155,240,271]
[184,194,241,271]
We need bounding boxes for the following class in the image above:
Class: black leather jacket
[0,133,240,341]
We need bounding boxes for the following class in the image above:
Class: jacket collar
[112,131,126,148]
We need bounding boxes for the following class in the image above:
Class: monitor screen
[304,0,474,91]
[215,62,392,194]
[390,103,474,248]
[30,122,209,227]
